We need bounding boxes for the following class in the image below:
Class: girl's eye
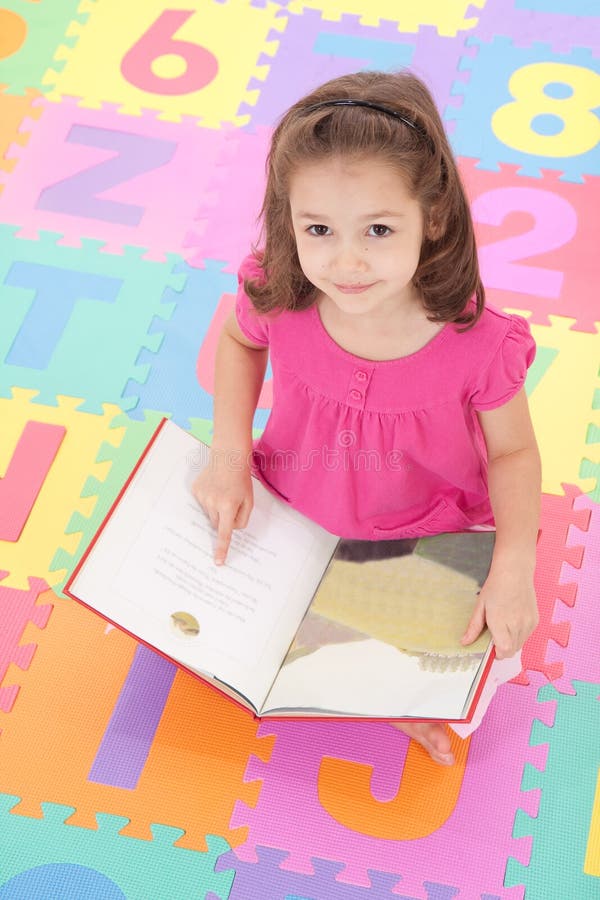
[368,224,391,237]
[307,224,331,237]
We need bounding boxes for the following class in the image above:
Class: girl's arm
[211,311,268,458]
[193,310,268,563]
[461,388,541,658]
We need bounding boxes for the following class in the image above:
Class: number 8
[492,62,600,158]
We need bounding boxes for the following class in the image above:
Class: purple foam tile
[470,0,600,55]
[215,845,494,898]
[241,11,470,129]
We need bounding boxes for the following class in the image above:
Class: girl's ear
[425,211,444,241]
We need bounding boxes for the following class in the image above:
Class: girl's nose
[334,244,369,273]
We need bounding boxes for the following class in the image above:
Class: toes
[430,749,455,766]
[390,722,455,766]
[419,729,454,765]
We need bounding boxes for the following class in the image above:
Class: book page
[69,421,338,710]
[117,467,313,664]
[264,638,491,719]
[263,532,495,719]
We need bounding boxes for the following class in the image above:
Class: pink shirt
[235,255,536,540]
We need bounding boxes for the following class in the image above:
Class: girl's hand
[192,454,254,565]
[460,567,539,659]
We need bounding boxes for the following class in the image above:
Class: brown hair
[246,70,485,328]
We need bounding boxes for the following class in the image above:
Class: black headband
[303,98,419,132]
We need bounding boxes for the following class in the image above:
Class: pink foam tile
[547,493,600,689]
[231,678,552,898]
[459,161,600,334]
[513,487,587,687]
[183,126,272,272]
[0,97,236,261]
[0,573,52,714]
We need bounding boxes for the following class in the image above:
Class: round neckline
[311,302,451,365]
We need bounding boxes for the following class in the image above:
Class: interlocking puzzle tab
[471,0,600,55]
[514,485,590,686]
[449,38,600,181]
[505,683,600,897]
[0,389,124,589]
[0,1,94,96]
[231,681,545,898]
[42,0,286,127]
[0,793,233,899]
[283,0,486,37]
[526,317,600,496]
[236,13,473,128]
[0,590,275,851]
[0,575,52,715]
[0,227,184,414]
[0,97,235,261]
[549,493,600,686]
[214,845,500,899]
[121,261,274,430]
[0,85,42,185]
[49,411,159,592]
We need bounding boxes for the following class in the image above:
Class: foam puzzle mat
[0,1,599,897]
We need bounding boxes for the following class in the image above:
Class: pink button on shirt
[235,255,536,540]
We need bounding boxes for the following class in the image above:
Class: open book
[65,419,496,722]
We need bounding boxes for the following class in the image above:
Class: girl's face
[289,156,426,320]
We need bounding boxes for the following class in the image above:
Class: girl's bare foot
[390,721,455,766]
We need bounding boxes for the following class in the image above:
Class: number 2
[473,186,576,298]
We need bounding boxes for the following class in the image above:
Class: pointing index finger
[215,509,235,565]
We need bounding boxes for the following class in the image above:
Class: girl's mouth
[334,283,375,294]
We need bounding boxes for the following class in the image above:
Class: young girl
[193,70,541,766]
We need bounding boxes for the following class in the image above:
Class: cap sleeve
[470,313,536,411]
[235,254,270,347]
